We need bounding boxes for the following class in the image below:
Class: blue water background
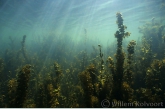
[0,0,164,55]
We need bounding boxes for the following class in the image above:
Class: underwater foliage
[14,64,31,108]
[0,13,165,108]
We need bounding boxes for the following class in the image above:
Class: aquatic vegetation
[0,58,4,80]
[98,44,104,72]
[125,40,136,86]
[138,19,165,59]
[14,64,31,108]
[0,12,165,108]
[79,64,98,107]
[146,59,165,93]
[111,12,131,101]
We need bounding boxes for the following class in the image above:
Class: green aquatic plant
[98,44,105,82]
[14,64,31,108]
[98,45,104,71]
[17,35,29,63]
[0,10,165,108]
[0,58,4,81]
[138,19,165,59]
[120,40,136,103]
[79,64,99,107]
[111,12,130,101]
[145,59,165,97]
[47,83,60,107]
[47,62,63,108]
[54,62,63,88]
[7,78,17,107]
[21,35,27,60]
[125,40,136,86]
[134,19,165,90]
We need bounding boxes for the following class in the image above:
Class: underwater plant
[79,64,99,107]
[111,12,131,101]
[125,40,136,86]
[0,10,165,108]
[17,35,29,63]
[14,64,31,108]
